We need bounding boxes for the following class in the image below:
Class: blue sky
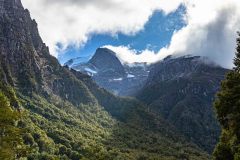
[58,5,186,64]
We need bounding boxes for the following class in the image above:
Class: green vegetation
[0,36,210,160]
[0,91,27,159]
[213,33,240,160]
[0,1,212,158]
[12,91,209,160]
[0,75,210,159]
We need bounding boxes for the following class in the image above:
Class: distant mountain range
[64,48,151,96]
[65,48,229,153]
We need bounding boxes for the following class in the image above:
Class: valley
[1,0,238,160]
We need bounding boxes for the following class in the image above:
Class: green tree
[0,91,26,159]
[213,32,240,160]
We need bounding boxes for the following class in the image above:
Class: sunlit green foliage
[12,91,209,160]
[0,91,26,159]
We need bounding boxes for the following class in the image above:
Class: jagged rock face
[0,0,44,94]
[137,56,229,153]
[0,0,95,104]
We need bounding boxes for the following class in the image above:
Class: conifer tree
[234,32,240,72]
[213,32,240,160]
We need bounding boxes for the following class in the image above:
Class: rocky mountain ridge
[66,48,151,96]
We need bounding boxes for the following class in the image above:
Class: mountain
[64,56,91,68]
[0,0,210,159]
[67,48,150,96]
[89,48,126,77]
[136,55,229,153]
[72,48,126,77]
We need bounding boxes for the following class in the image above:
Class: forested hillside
[0,0,210,159]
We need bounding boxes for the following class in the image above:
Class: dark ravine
[0,0,210,159]
[136,55,229,153]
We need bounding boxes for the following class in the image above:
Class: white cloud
[22,0,240,68]
[104,45,168,64]
[106,0,240,68]
[162,0,240,68]
[21,0,183,56]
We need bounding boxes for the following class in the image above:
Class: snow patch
[85,67,97,74]
[127,74,135,78]
[113,78,123,81]
[64,56,91,67]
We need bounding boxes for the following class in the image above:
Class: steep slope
[137,56,229,153]
[67,48,150,96]
[0,0,97,105]
[0,0,210,159]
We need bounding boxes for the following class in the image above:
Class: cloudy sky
[22,0,240,68]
